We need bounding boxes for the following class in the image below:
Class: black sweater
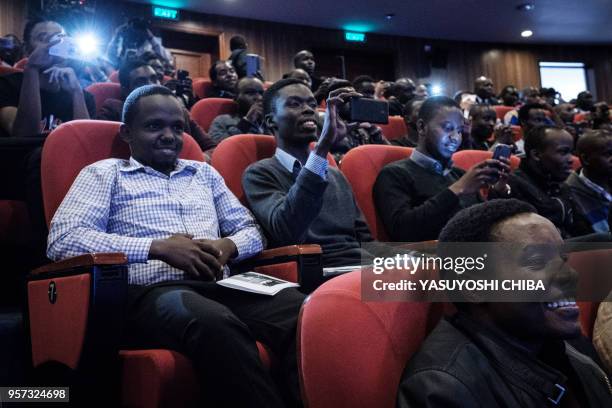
[373,158,476,242]
[243,156,373,267]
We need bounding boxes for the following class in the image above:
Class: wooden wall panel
[0,0,27,39]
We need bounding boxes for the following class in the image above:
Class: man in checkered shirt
[47,85,305,408]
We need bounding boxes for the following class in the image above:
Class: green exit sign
[153,6,180,21]
[345,32,366,42]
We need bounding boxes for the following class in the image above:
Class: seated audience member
[352,75,376,99]
[0,18,95,137]
[384,81,415,116]
[47,84,304,408]
[97,59,216,154]
[565,130,612,235]
[593,102,612,131]
[375,80,391,100]
[397,199,612,407]
[208,77,266,143]
[415,84,429,99]
[373,96,508,242]
[284,68,312,89]
[489,125,577,238]
[468,105,516,153]
[540,87,560,106]
[140,50,165,82]
[593,299,612,374]
[474,76,499,105]
[576,91,595,113]
[293,50,323,91]
[391,99,424,147]
[503,86,542,125]
[0,34,23,67]
[554,103,577,125]
[206,61,238,99]
[243,78,375,267]
[498,85,519,107]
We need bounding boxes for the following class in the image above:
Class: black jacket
[397,313,612,407]
[490,161,576,238]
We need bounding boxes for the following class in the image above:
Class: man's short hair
[23,16,54,51]
[230,35,247,51]
[293,50,312,67]
[576,129,612,156]
[118,59,150,89]
[469,104,494,119]
[263,78,308,116]
[439,199,536,243]
[122,84,175,124]
[353,75,374,88]
[418,96,460,124]
[518,102,547,125]
[523,125,560,159]
[327,79,352,94]
[140,51,160,62]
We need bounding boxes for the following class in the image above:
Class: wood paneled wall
[0,0,27,39]
[5,0,612,101]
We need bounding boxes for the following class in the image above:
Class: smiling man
[397,199,612,407]
[374,96,508,242]
[242,78,375,268]
[47,85,305,407]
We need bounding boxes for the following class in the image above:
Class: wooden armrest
[255,244,322,260]
[32,253,127,276]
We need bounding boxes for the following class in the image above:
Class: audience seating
[340,145,413,240]
[510,125,523,141]
[378,116,407,141]
[571,155,582,171]
[298,271,444,408]
[192,78,212,99]
[13,58,28,69]
[108,70,119,83]
[494,105,515,121]
[574,113,588,123]
[452,149,521,171]
[27,121,318,407]
[84,82,122,117]
[190,98,237,132]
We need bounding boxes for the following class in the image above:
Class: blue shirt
[410,149,454,176]
[47,157,265,285]
[274,148,329,180]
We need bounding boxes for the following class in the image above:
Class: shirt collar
[274,148,302,174]
[410,149,454,176]
[579,170,612,201]
[121,157,198,176]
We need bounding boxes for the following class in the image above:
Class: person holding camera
[374,96,509,242]
[106,18,172,67]
[242,78,375,268]
[208,77,267,143]
[0,17,95,137]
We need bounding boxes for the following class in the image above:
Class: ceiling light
[385,13,395,21]
[521,30,533,38]
[516,3,535,11]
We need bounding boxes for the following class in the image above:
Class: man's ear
[530,148,541,162]
[416,118,426,135]
[119,123,132,144]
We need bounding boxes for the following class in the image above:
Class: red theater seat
[494,105,515,121]
[378,116,407,141]
[108,70,119,83]
[452,149,521,171]
[298,271,443,408]
[340,145,413,240]
[190,98,237,132]
[192,78,212,99]
[85,82,122,117]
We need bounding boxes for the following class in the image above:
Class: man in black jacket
[373,96,508,242]
[397,199,612,407]
[489,125,576,238]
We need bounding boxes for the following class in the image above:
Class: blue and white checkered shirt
[274,148,329,180]
[47,157,265,285]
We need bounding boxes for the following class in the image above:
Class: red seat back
[190,98,238,132]
[85,82,122,116]
[494,105,515,121]
[571,155,582,171]
[192,78,212,99]
[340,145,413,240]
[41,120,204,225]
[211,134,337,205]
[109,70,119,83]
[378,116,407,141]
[13,58,28,69]
[452,149,521,171]
[298,271,443,408]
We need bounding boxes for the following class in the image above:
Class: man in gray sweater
[242,78,374,267]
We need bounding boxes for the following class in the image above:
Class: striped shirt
[47,157,265,285]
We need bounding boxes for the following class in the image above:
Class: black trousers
[123,281,305,408]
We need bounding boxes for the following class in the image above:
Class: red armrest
[32,253,127,276]
[255,244,322,260]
